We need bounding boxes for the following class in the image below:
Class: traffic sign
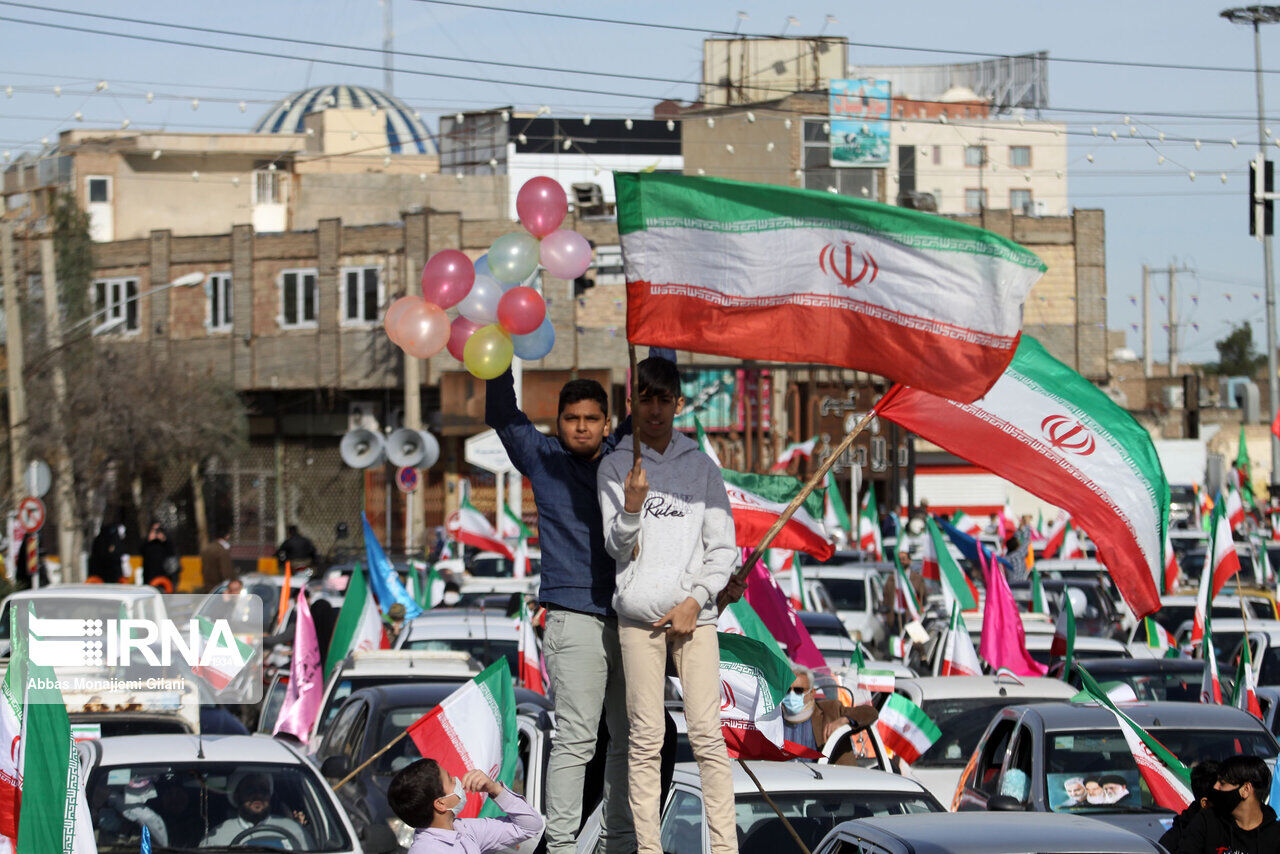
[396,466,420,494]
[16,496,45,534]
[24,460,50,499]
[464,429,515,474]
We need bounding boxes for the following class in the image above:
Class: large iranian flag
[879,336,1170,617]
[721,469,833,560]
[1077,664,1192,811]
[717,598,784,651]
[324,563,389,680]
[408,659,518,819]
[615,172,1045,402]
[941,603,983,676]
[717,632,820,761]
[876,694,941,764]
[446,497,515,561]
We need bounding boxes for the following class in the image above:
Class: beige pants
[618,620,738,854]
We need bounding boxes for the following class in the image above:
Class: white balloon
[457,274,504,325]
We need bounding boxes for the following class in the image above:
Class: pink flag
[273,590,325,744]
[742,553,826,671]
[977,547,1047,677]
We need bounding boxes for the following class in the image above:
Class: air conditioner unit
[348,402,380,432]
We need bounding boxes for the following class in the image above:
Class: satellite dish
[340,428,385,469]
[386,428,427,468]
[418,430,441,469]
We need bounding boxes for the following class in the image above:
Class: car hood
[1085,810,1175,842]
[905,766,963,808]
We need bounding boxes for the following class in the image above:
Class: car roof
[897,676,1078,700]
[1019,700,1273,730]
[1072,657,1204,673]
[779,566,883,579]
[91,733,305,766]
[1161,593,1267,605]
[1024,635,1128,651]
[340,650,481,676]
[836,812,1159,853]
[1187,619,1280,633]
[5,585,161,601]
[671,761,929,795]
[344,682,553,712]
[404,612,520,640]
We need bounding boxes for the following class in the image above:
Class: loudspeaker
[340,428,385,469]
[418,430,441,469]
[386,428,427,468]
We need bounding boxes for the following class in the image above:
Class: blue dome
[253,84,435,155]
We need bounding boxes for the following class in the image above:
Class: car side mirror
[320,754,352,780]
[361,824,399,854]
[987,794,1026,811]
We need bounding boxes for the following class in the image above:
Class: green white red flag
[951,510,983,538]
[878,335,1171,617]
[1233,632,1262,719]
[923,516,979,611]
[1200,612,1224,705]
[1192,502,1241,646]
[1161,530,1179,594]
[1144,617,1176,658]
[876,694,941,764]
[446,496,515,560]
[1050,587,1076,674]
[1040,512,1085,559]
[1029,567,1050,616]
[859,484,883,559]
[515,598,544,695]
[0,680,17,846]
[499,503,532,542]
[941,603,983,677]
[615,171,1046,402]
[408,659,519,819]
[717,632,822,761]
[718,599,788,660]
[693,415,723,467]
[891,550,922,621]
[191,616,255,692]
[721,469,834,560]
[772,436,819,472]
[823,471,851,544]
[324,563,389,681]
[1077,664,1192,811]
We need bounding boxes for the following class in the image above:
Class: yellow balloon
[463,324,514,379]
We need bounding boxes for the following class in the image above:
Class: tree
[1209,323,1267,375]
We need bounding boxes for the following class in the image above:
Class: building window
[1009,146,1031,168]
[91,277,140,334]
[1010,189,1033,213]
[801,118,880,199]
[279,269,318,329]
[254,169,285,205]
[964,189,987,212]
[932,146,941,165]
[964,145,986,167]
[87,176,111,203]
[206,273,232,332]
[341,266,382,325]
[593,246,625,286]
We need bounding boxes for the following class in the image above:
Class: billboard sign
[829,79,891,168]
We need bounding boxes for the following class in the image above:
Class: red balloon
[421,249,475,309]
[497,286,547,336]
[446,315,483,362]
[516,177,567,238]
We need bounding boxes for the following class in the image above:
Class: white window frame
[1009,145,1032,168]
[278,268,318,330]
[1010,188,1033,213]
[964,145,986,168]
[91,276,140,335]
[206,272,233,332]
[340,265,384,327]
[253,169,285,205]
[593,246,625,286]
[86,175,112,204]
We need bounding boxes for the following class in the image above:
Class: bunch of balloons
[383,176,594,380]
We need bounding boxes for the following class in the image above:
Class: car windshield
[914,698,1062,768]
[1156,602,1272,634]
[469,556,541,578]
[1046,727,1278,812]
[817,578,867,612]
[0,597,149,639]
[319,674,463,735]
[87,761,351,852]
[403,637,519,675]
[1071,666,1205,702]
[732,792,938,850]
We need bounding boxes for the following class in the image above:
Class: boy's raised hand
[623,459,649,514]
[655,596,700,637]
[461,769,503,798]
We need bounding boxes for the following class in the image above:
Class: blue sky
[0,0,1273,363]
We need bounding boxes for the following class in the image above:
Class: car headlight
[388,817,415,849]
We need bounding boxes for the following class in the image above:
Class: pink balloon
[394,299,450,359]
[446,315,483,362]
[540,229,593,280]
[516,177,568,238]
[383,295,417,346]
[421,249,475,309]
[497,286,547,336]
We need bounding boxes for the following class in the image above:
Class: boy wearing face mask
[1177,755,1280,854]
[781,664,877,762]
[389,758,543,854]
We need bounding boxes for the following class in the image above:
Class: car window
[404,638,519,674]
[915,699,1057,769]
[319,700,362,760]
[818,579,868,612]
[1002,727,1034,805]
[975,719,1016,796]
[735,792,939,851]
[659,789,704,854]
[86,761,352,852]
[340,703,368,764]
[258,677,289,733]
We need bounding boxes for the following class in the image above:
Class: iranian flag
[876,694,941,764]
[857,668,897,694]
[499,504,532,542]
[324,563,389,680]
[693,416,723,467]
[717,632,821,761]
[1200,613,1224,705]
[721,469,834,560]
[1143,617,1176,658]
[0,680,18,846]
[951,511,984,538]
[407,659,518,819]
[1050,587,1076,673]
[771,436,818,472]
[1029,567,1050,615]
[446,497,515,561]
[515,598,544,695]
[891,551,922,622]
[1237,425,1255,504]
[1191,503,1241,646]
[1234,631,1263,719]
[859,484,883,559]
[1077,664,1193,811]
[822,471,851,544]
[878,336,1170,618]
[615,172,1045,402]
[1161,530,1179,594]
[718,599,788,658]
[1225,482,1246,532]
[1041,512,1083,560]
[191,616,255,692]
[941,603,984,676]
[924,516,979,611]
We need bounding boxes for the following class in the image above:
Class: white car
[433,549,542,580]
[576,761,942,854]
[1023,634,1130,667]
[886,675,1078,806]
[776,566,889,651]
[0,584,168,659]
[78,733,363,852]
[394,608,521,674]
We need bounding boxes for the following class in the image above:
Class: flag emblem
[818,241,878,287]
[1040,415,1096,456]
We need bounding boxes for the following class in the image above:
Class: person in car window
[201,771,312,849]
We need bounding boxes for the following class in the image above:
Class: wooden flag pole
[737,758,811,854]
[333,730,409,791]
[729,384,904,590]
[629,344,641,467]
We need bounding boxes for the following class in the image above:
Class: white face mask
[445,778,467,817]
[442,592,461,606]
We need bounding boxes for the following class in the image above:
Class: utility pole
[40,238,80,582]
[1,224,26,503]
[1142,264,1153,378]
[1169,263,1178,376]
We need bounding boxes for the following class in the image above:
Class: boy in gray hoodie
[597,356,738,854]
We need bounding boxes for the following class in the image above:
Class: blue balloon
[474,253,491,279]
[512,317,555,360]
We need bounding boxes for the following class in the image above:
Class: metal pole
[1168,263,1178,376]
[1142,264,1153,378]
[1256,19,1280,489]
[1,224,26,504]
[40,238,80,582]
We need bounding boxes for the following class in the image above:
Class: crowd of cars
[6,533,1280,853]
